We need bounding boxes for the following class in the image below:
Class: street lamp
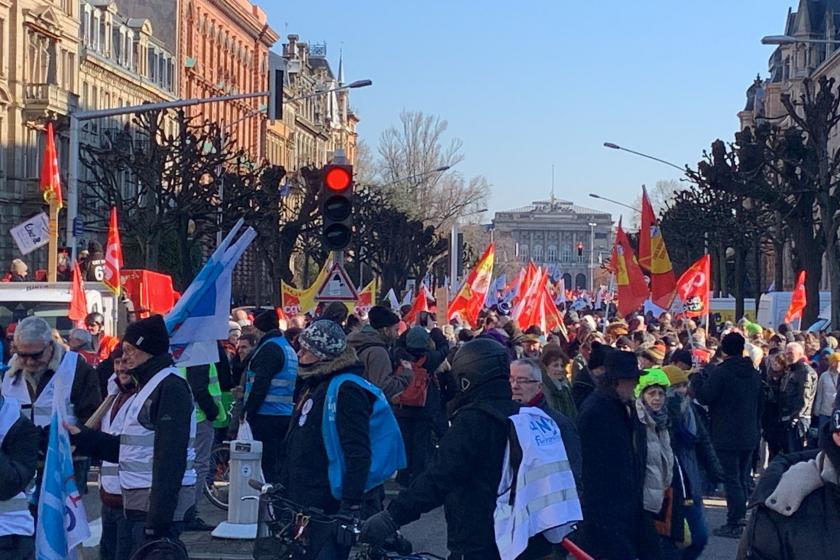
[761,35,837,46]
[588,222,597,294]
[375,165,452,188]
[603,142,685,172]
[589,193,640,214]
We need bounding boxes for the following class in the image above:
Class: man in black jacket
[577,350,657,560]
[362,338,550,559]
[692,331,764,539]
[70,315,195,556]
[779,342,818,453]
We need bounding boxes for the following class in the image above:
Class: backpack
[392,356,429,407]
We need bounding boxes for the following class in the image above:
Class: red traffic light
[324,166,352,192]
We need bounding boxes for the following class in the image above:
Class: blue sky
[263,1,795,223]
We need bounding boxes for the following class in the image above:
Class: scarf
[646,403,669,430]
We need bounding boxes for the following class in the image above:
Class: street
[78,481,740,559]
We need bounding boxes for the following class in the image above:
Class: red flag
[69,261,88,326]
[403,286,429,324]
[40,122,63,208]
[512,261,537,305]
[639,187,676,308]
[612,221,648,317]
[448,243,495,326]
[513,268,546,327]
[538,282,567,340]
[675,255,710,318]
[784,271,807,324]
[103,208,123,295]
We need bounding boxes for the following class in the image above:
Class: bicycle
[203,442,230,510]
[248,479,437,560]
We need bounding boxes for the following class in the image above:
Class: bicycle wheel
[203,443,230,510]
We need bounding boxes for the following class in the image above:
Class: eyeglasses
[509,377,540,386]
[17,346,48,360]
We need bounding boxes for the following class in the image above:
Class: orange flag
[103,208,123,295]
[784,271,807,324]
[675,255,710,318]
[448,243,495,326]
[403,286,429,325]
[69,261,88,326]
[612,220,648,317]
[639,186,676,308]
[538,282,567,339]
[40,122,63,208]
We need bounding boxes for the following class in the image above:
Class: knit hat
[606,322,629,337]
[662,365,689,386]
[641,344,665,364]
[635,367,672,398]
[604,350,642,380]
[298,320,347,360]
[406,326,431,350]
[369,306,400,329]
[720,332,746,357]
[123,315,169,357]
[254,309,280,333]
[744,321,763,338]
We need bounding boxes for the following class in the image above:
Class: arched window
[533,245,543,262]
[575,273,587,290]
[561,273,572,291]
[519,244,529,259]
[547,245,557,262]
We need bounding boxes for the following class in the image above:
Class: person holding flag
[69,315,197,556]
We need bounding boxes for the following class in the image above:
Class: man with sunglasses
[2,316,101,431]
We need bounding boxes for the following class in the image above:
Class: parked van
[756,291,831,330]
[710,297,757,326]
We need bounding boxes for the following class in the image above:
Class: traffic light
[577,242,584,257]
[321,164,354,251]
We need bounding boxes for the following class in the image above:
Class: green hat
[744,321,762,337]
[634,367,671,399]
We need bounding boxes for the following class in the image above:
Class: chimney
[286,34,299,58]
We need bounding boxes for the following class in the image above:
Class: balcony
[23,83,79,115]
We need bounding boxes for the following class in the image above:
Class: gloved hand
[337,501,361,524]
[360,510,399,547]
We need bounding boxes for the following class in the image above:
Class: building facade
[492,199,613,291]
[0,0,81,271]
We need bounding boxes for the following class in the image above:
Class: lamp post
[588,222,597,294]
[588,193,641,214]
[761,35,838,45]
[602,142,685,172]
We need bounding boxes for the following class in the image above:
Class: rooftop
[496,199,611,218]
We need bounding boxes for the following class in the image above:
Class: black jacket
[570,363,596,410]
[739,450,840,560]
[666,395,723,501]
[282,347,373,513]
[0,405,39,500]
[392,330,450,420]
[387,378,520,558]
[778,361,818,423]
[244,330,287,418]
[577,387,658,560]
[72,354,193,531]
[692,356,764,451]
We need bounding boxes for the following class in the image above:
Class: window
[533,245,543,262]
[561,245,571,263]
[519,244,528,259]
[547,245,557,262]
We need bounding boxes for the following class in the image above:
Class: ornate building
[0,0,81,270]
[492,198,613,290]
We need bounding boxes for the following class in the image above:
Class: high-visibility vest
[244,336,297,416]
[179,364,228,425]
[0,397,35,537]
[119,367,197,490]
[1,351,77,428]
[100,393,137,495]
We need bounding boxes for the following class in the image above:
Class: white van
[0,282,118,337]
[756,291,831,330]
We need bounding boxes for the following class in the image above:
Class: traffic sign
[315,262,359,302]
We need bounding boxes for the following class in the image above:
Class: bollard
[211,439,263,539]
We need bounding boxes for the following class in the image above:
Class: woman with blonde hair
[815,352,840,431]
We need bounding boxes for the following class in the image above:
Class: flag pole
[602,271,615,335]
[47,199,59,282]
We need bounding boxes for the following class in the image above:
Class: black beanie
[123,315,169,357]
[369,306,400,329]
[254,309,279,333]
[721,332,745,357]
[604,350,642,380]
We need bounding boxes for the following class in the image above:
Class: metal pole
[450,222,459,293]
[217,128,225,247]
[589,223,596,294]
[68,115,80,261]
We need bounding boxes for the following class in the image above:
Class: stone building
[492,198,613,291]
[0,0,81,270]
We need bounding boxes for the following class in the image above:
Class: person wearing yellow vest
[181,350,229,532]
[0,395,39,560]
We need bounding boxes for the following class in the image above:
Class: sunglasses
[17,346,48,360]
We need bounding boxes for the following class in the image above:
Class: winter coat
[635,399,674,514]
[692,356,764,451]
[541,371,577,423]
[392,331,449,420]
[814,369,839,418]
[348,326,410,401]
[0,399,39,500]
[282,347,376,514]
[570,354,596,409]
[779,360,818,424]
[386,378,522,558]
[666,395,723,501]
[577,388,659,560]
[738,450,840,560]
[72,353,193,530]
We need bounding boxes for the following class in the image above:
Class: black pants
[249,414,290,484]
[0,535,34,560]
[717,448,753,526]
[395,414,432,487]
[100,502,132,560]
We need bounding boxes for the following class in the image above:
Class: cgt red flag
[676,255,710,318]
[40,122,63,208]
[639,186,676,308]
[69,261,88,326]
[103,208,123,295]
[402,286,429,325]
[612,220,648,317]
[784,271,807,324]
